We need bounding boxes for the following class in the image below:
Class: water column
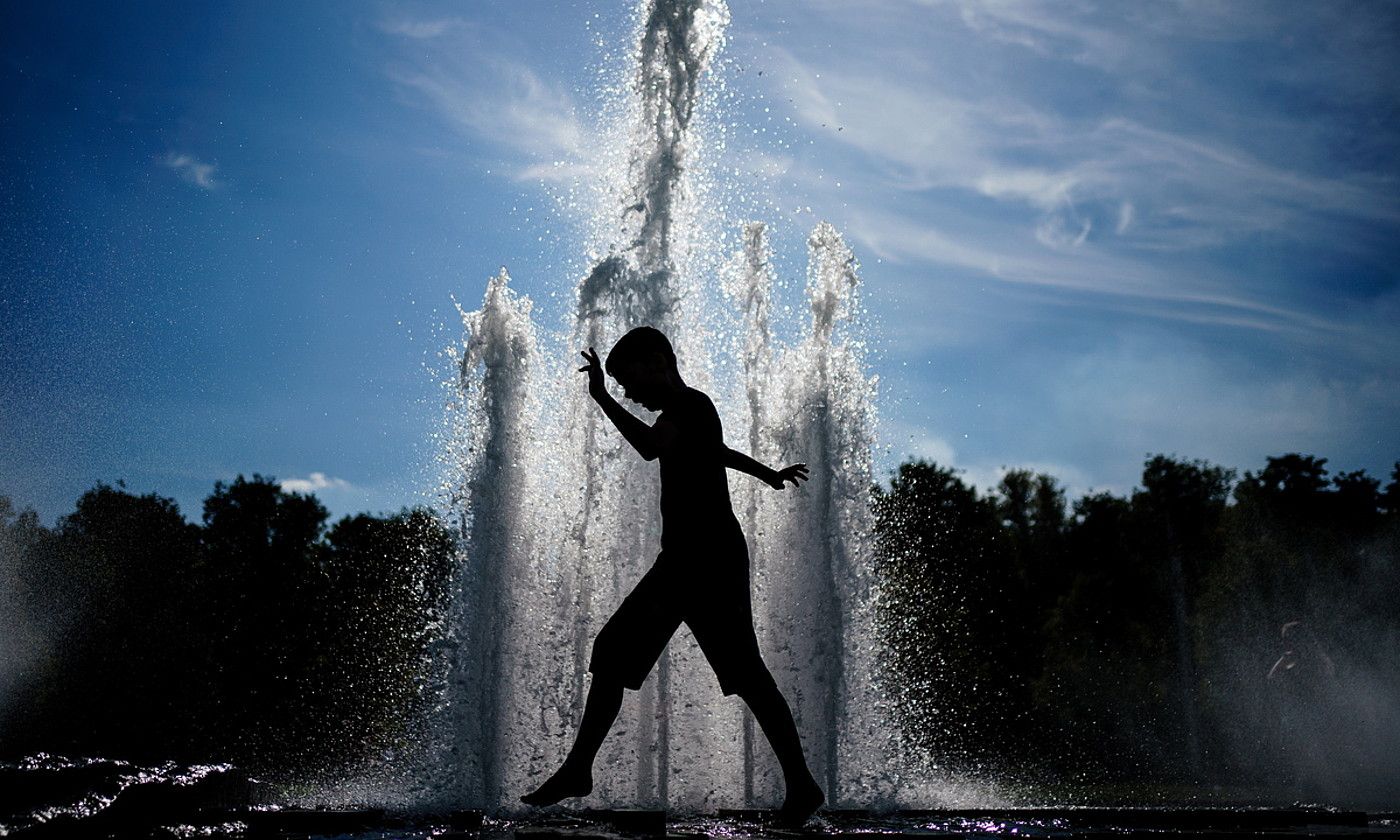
[756,224,877,806]
[445,270,541,806]
[724,222,777,804]
[564,0,731,807]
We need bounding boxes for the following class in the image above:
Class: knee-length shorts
[588,545,769,696]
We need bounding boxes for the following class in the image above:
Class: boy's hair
[606,326,677,376]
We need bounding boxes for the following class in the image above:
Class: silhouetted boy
[522,326,825,825]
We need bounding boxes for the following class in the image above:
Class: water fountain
[439,0,910,811]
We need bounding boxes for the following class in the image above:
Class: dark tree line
[873,453,1400,801]
[4,454,1398,800]
[0,477,454,782]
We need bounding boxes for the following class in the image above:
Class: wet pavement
[12,806,1400,839]
[6,758,1398,838]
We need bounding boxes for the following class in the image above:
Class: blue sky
[2,0,1398,524]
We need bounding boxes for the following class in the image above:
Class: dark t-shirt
[656,386,742,550]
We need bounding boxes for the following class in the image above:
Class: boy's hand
[578,347,607,400]
[768,463,810,490]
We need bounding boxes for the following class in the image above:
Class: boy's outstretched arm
[578,348,670,460]
[723,447,809,490]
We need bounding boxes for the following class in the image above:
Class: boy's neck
[655,376,686,410]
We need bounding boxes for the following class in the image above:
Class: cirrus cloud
[163,152,219,189]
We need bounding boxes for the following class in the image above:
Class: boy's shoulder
[670,386,717,413]
[661,386,720,425]
[682,384,717,404]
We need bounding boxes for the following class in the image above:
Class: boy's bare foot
[777,778,824,828]
[520,765,593,807]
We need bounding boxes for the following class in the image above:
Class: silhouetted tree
[993,469,1068,722]
[1133,455,1233,771]
[872,461,1015,766]
[1382,463,1400,516]
[7,445,1397,797]
[197,475,331,771]
[1196,454,1400,795]
[1331,470,1382,532]
[1036,487,1178,777]
[4,484,202,759]
[1235,453,1331,522]
[313,508,455,767]
[1,476,461,780]
[1,496,55,747]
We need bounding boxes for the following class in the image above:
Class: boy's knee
[587,625,627,676]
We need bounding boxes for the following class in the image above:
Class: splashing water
[435,0,994,812]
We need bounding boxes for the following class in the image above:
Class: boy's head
[605,326,676,376]
[606,326,681,409]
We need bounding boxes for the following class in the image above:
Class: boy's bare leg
[738,673,824,823]
[521,677,624,806]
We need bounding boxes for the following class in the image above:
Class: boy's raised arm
[579,348,669,460]
[723,446,809,490]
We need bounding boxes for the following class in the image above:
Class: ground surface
[12,806,1400,838]
[5,760,1398,838]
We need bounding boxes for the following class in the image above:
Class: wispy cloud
[381,22,586,182]
[377,17,465,39]
[840,204,1345,337]
[739,2,1400,358]
[916,0,1152,69]
[279,472,352,494]
[768,45,1400,252]
[390,62,582,163]
[163,152,218,189]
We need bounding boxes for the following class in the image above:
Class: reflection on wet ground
[9,805,1400,838]
[5,757,1397,838]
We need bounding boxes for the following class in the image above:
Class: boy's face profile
[611,353,675,411]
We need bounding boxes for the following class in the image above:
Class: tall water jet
[624,0,729,294]
[751,224,878,806]
[439,0,900,811]
[438,269,542,807]
[721,221,777,803]
[561,0,734,808]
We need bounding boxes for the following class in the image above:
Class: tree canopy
[0,477,454,782]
